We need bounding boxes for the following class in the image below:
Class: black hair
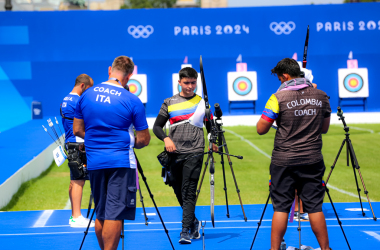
[75,74,93,87]
[271,58,301,78]
[179,67,198,80]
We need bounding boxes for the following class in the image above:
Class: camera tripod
[249,183,352,249]
[195,104,247,227]
[79,153,175,250]
[325,107,376,221]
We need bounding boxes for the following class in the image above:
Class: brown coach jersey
[261,79,331,167]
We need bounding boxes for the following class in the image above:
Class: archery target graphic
[128,79,142,96]
[128,74,148,103]
[344,73,363,92]
[338,68,368,98]
[233,77,252,96]
[227,71,257,101]
[172,73,203,97]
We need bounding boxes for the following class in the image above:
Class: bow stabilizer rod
[302,25,310,69]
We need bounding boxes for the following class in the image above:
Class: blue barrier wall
[0,2,379,122]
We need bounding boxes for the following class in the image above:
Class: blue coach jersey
[61,93,84,143]
[74,82,148,170]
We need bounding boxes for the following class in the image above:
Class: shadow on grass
[0,161,55,211]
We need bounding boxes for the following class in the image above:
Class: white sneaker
[70,215,95,228]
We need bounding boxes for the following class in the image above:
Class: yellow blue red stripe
[262,94,279,122]
[168,95,202,124]
[168,95,201,113]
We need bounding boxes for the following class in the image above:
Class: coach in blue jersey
[73,56,150,250]
[61,74,94,228]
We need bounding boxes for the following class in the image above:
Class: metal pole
[5,0,12,10]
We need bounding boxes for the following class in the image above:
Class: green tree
[121,0,176,9]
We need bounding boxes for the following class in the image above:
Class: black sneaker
[179,229,191,244]
[190,218,201,239]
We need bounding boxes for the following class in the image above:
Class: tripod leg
[138,180,149,225]
[250,193,270,250]
[325,186,352,250]
[297,197,301,250]
[134,153,176,250]
[219,135,230,218]
[325,139,346,185]
[221,135,247,221]
[195,153,211,203]
[79,207,96,250]
[121,220,124,250]
[347,139,377,220]
[86,192,93,218]
[202,221,206,250]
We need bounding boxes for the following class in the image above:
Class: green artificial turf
[2,124,379,211]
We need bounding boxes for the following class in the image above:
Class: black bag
[157,150,170,168]
[157,150,174,186]
[66,142,87,179]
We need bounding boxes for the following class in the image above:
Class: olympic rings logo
[128,25,154,39]
[269,22,296,35]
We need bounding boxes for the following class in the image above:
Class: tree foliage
[344,0,379,2]
[121,0,177,9]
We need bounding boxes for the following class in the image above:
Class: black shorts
[89,168,137,221]
[270,160,326,213]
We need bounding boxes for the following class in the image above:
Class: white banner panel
[338,68,369,98]
[227,71,258,101]
[128,74,148,103]
[172,73,203,97]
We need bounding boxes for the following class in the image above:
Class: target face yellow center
[129,85,137,93]
[349,78,358,87]
[238,82,247,90]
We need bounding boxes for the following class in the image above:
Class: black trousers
[169,152,203,229]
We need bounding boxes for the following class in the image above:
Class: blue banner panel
[0,26,29,45]
[0,62,32,79]
[0,2,379,118]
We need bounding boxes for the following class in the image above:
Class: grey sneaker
[293,211,299,219]
[190,218,201,239]
[295,213,309,221]
[179,228,191,244]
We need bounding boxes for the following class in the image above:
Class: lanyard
[109,77,129,91]
[109,77,120,83]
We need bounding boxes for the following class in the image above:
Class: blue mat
[1,203,379,249]
[0,117,59,184]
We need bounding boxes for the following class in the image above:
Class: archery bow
[210,157,215,227]
[200,56,217,227]
[302,25,309,69]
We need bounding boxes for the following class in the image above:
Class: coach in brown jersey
[256,58,332,250]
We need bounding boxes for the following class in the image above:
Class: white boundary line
[333,124,375,134]
[224,129,373,201]
[363,231,380,241]
[3,224,380,236]
[224,129,271,158]
[33,210,54,228]
[327,184,376,202]
[36,217,374,228]
[63,198,71,210]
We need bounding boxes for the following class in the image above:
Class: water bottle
[280,239,286,250]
